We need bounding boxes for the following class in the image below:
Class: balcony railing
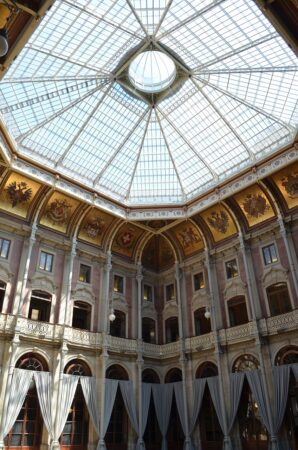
[0,309,297,357]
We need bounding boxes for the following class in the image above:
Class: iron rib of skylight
[125,0,150,38]
[62,0,145,40]
[192,33,279,73]
[198,67,298,74]
[156,104,219,181]
[152,0,173,38]
[194,75,297,132]
[156,0,226,39]
[124,109,152,201]
[191,78,256,163]
[55,83,114,167]
[93,107,151,185]
[155,109,187,200]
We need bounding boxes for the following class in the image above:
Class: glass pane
[11,435,22,446]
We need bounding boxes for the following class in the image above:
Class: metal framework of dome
[0,0,297,207]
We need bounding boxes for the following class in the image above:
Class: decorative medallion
[207,210,229,234]
[46,198,72,225]
[171,222,203,257]
[112,224,143,258]
[281,173,298,198]
[5,181,32,207]
[84,216,105,239]
[178,226,201,248]
[242,193,270,218]
[0,173,41,219]
[234,185,275,227]
[116,229,135,249]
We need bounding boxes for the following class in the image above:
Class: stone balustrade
[0,309,297,356]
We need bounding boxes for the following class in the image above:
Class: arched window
[227,296,248,327]
[194,308,211,336]
[142,317,156,343]
[61,360,91,450]
[106,365,128,450]
[142,369,161,450]
[266,283,292,316]
[110,310,126,338]
[4,354,47,450]
[29,290,52,322]
[275,347,298,449]
[72,301,91,330]
[0,280,6,312]
[164,368,183,450]
[232,355,268,450]
[142,369,160,384]
[196,362,218,379]
[165,317,179,343]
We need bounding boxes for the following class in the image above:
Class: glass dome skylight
[0,0,297,207]
[128,51,176,93]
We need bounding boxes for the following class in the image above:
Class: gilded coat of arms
[178,227,200,248]
[116,230,135,249]
[281,173,298,198]
[242,193,270,218]
[46,198,72,225]
[84,216,105,239]
[207,210,229,234]
[5,181,32,207]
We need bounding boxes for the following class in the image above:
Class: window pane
[79,264,91,283]
[0,239,10,258]
[225,259,238,278]
[194,272,205,290]
[114,275,124,293]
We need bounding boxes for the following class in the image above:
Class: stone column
[204,251,231,449]
[99,251,112,450]
[0,334,20,450]
[58,238,77,326]
[238,234,276,448]
[12,223,37,316]
[136,263,143,448]
[175,262,192,449]
[278,217,298,300]
[51,341,68,450]
[239,233,262,319]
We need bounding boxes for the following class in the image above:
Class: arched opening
[142,317,156,343]
[4,353,48,450]
[110,310,126,338]
[72,301,91,330]
[275,347,298,449]
[165,369,184,450]
[61,360,91,450]
[28,290,52,322]
[227,295,248,327]
[142,369,161,450]
[196,363,222,450]
[232,355,268,450]
[105,365,129,450]
[165,317,179,343]
[266,283,292,316]
[0,280,6,312]
[142,369,160,384]
[194,308,211,335]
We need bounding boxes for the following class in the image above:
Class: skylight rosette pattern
[0,0,297,206]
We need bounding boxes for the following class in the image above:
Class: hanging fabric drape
[246,370,271,432]
[173,382,194,450]
[291,363,298,381]
[271,365,290,445]
[0,368,34,443]
[119,380,139,434]
[152,383,174,450]
[51,374,79,449]
[207,377,226,434]
[189,378,206,433]
[80,376,100,449]
[103,379,118,439]
[136,383,152,450]
[34,371,53,437]
[227,372,245,434]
